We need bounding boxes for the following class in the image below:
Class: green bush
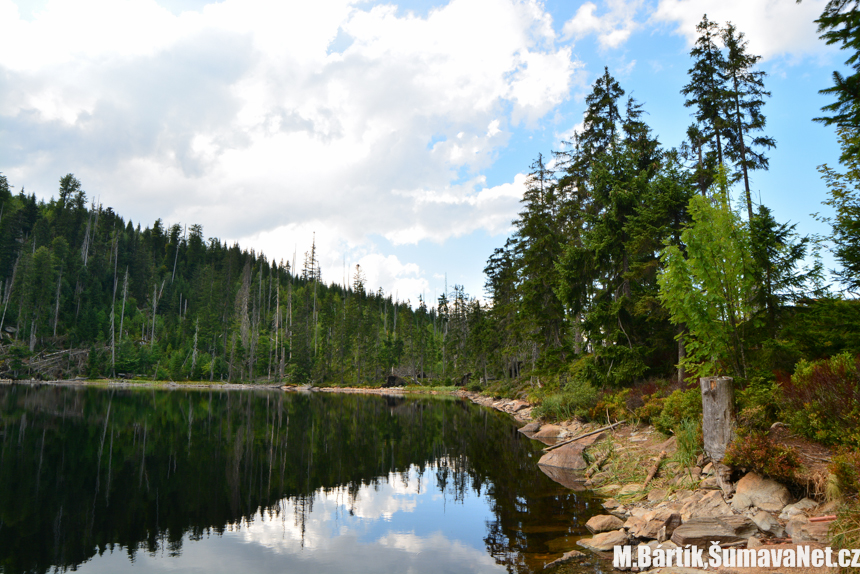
[533,381,598,421]
[724,429,801,483]
[590,388,630,422]
[781,352,860,447]
[736,376,780,430]
[830,448,860,496]
[654,387,702,435]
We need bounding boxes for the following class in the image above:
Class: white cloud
[0,0,580,299]
[652,0,832,60]
[561,0,645,49]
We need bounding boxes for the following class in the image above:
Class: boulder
[731,472,793,513]
[786,515,831,543]
[518,421,541,434]
[751,510,785,537]
[537,442,588,471]
[537,432,605,470]
[670,516,757,547]
[647,488,668,502]
[632,512,683,540]
[576,529,628,552]
[586,514,625,534]
[680,490,732,520]
[533,424,565,439]
[779,497,819,520]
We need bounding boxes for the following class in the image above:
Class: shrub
[780,352,860,447]
[590,388,630,422]
[654,387,702,435]
[635,394,664,423]
[532,381,598,421]
[830,449,860,496]
[736,376,780,430]
[723,429,801,483]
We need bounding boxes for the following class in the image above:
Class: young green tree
[658,174,756,379]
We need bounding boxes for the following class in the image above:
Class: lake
[0,385,604,573]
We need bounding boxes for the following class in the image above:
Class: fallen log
[542,420,626,452]
[643,450,667,487]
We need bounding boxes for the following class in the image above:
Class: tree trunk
[699,376,735,462]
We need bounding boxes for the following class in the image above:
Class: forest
[0,5,859,418]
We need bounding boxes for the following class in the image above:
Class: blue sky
[0,0,844,303]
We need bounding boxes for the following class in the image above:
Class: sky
[0,0,845,304]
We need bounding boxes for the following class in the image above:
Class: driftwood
[585,449,612,478]
[643,450,667,487]
[809,515,837,523]
[542,420,626,452]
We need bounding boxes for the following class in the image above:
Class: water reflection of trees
[0,385,597,574]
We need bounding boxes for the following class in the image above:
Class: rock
[645,539,678,551]
[779,497,819,520]
[595,484,621,495]
[699,476,719,489]
[533,424,565,439]
[647,488,668,502]
[680,490,732,520]
[618,483,643,497]
[624,515,646,534]
[731,472,793,513]
[670,516,758,547]
[509,400,529,412]
[747,536,763,549]
[751,510,785,537]
[786,515,831,543]
[701,462,714,475]
[602,498,620,510]
[576,529,628,552]
[586,514,625,534]
[543,550,585,569]
[537,442,588,471]
[632,512,683,541]
[518,421,541,434]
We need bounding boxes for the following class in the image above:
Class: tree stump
[699,376,735,462]
[700,376,736,496]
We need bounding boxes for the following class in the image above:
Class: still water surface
[0,385,603,573]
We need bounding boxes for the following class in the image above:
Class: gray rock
[533,424,565,439]
[786,515,831,543]
[518,421,541,434]
[779,497,819,520]
[731,472,793,513]
[680,490,732,520]
[751,510,785,537]
[670,515,758,547]
[585,514,625,534]
[537,442,588,470]
[576,529,628,551]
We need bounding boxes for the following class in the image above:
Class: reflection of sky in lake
[76,462,507,574]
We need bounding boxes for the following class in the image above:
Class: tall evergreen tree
[721,22,776,221]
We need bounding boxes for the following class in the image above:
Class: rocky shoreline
[454,389,840,574]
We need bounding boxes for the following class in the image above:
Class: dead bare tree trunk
[700,376,736,496]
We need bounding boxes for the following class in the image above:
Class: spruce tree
[721,22,776,222]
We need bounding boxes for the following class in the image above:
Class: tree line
[2,8,859,388]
